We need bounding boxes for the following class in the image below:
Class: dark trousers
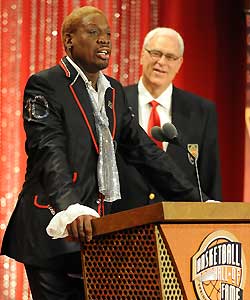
[25,252,85,300]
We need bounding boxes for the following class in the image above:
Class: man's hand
[66,215,97,243]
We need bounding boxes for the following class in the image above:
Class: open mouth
[96,49,110,60]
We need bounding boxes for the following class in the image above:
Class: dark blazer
[112,84,222,212]
[1,58,206,267]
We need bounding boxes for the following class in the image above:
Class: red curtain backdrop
[245,5,250,202]
[158,0,246,203]
[0,0,248,299]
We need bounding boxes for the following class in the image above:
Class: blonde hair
[61,6,104,47]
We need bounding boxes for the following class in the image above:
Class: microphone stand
[171,138,204,202]
[191,153,204,203]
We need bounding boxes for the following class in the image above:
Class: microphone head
[151,126,166,142]
[162,123,178,140]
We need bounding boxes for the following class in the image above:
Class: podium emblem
[192,230,246,300]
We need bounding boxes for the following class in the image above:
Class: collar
[138,78,173,110]
[65,56,111,90]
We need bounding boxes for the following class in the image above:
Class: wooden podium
[81,202,250,300]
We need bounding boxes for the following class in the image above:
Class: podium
[81,202,250,300]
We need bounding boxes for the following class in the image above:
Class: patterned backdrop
[0,0,158,299]
[1,0,249,299]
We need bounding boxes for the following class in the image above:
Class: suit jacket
[1,58,206,267]
[112,84,222,212]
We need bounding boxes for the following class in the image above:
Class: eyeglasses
[145,48,181,62]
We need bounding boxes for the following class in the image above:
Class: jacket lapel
[126,85,139,122]
[167,86,190,155]
[104,86,116,139]
[59,57,99,152]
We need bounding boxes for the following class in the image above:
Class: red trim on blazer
[59,59,70,77]
[33,173,78,209]
[111,88,116,139]
[97,193,105,216]
[72,171,78,183]
[69,85,99,153]
[33,195,49,209]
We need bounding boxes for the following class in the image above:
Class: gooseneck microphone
[162,123,179,145]
[150,126,165,142]
[151,123,204,202]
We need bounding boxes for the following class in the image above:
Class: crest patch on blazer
[187,144,199,164]
[24,95,49,121]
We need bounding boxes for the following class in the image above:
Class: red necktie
[147,100,163,149]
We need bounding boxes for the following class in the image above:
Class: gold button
[149,193,155,200]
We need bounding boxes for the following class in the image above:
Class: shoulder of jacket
[173,86,215,109]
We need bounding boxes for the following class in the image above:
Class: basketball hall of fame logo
[192,230,246,300]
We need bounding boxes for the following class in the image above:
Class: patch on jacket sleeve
[24,95,49,121]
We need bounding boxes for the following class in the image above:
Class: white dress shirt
[138,78,173,151]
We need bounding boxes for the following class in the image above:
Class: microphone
[162,123,179,145]
[150,126,165,142]
[151,123,204,202]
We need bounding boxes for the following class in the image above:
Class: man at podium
[1,6,209,300]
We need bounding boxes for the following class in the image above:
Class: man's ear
[64,33,73,49]
[140,48,145,65]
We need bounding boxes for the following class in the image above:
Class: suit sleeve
[117,89,208,202]
[199,102,222,200]
[23,74,80,211]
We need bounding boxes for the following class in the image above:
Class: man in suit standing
[113,27,222,213]
[1,9,208,300]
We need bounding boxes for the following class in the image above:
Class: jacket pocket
[33,194,56,215]
[33,172,78,210]
[33,194,48,209]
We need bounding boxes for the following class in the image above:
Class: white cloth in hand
[46,203,100,239]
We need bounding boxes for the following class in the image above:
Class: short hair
[61,6,103,45]
[143,27,184,56]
